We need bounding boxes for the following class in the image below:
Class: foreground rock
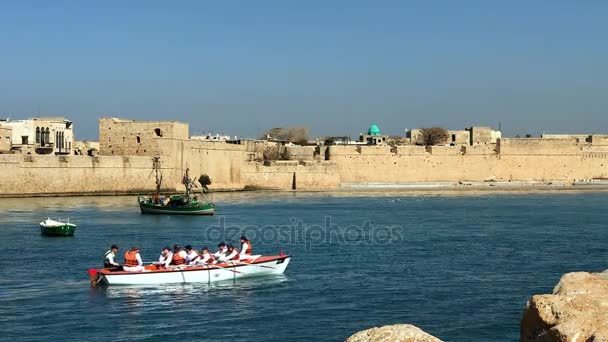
[521,271,608,341]
[346,324,443,342]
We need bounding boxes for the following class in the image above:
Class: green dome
[367,124,381,136]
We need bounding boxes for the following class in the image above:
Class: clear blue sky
[1,1,607,140]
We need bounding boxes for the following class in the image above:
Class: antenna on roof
[498,121,502,132]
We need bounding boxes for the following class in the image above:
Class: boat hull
[138,200,214,215]
[96,256,290,286]
[40,223,76,236]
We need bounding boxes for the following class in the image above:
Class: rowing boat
[90,255,290,286]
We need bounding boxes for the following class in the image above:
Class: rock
[521,271,608,341]
[346,324,443,342]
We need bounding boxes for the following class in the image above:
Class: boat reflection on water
[96,274,289,300]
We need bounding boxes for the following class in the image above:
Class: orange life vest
[124,250,139,267]
[172,251,186,265]
[242,241,253,254]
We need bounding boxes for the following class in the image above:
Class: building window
[45,128,50,145]
[154,128,162,137]
[452,134,456,142]
[136,136,141,144]
[36,127,40,144]
[21,136,28,145]
[40,127,45,145]
[6,136,10,143]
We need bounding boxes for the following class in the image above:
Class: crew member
[185,245,200,265]
[171,244,187,266]
[123,247,145,272]
[213,242,228,263]
[239,236,253,260]
[103,244,122,270]
[158,246,173,268]
[196,246,214,264]
[225,243,240,261]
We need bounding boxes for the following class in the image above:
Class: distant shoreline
[2,181,608,198]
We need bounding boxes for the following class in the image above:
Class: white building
[0,117,74,155]
[191,133,234,142]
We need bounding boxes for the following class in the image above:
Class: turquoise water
[0,191,606,341]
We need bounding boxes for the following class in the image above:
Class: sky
[1,1,607,140]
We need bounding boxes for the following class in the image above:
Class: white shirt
[159,251,173,267]
[104,250,119,266]
[186,250,200,265]
[213,247,228,263]
[134,252,143,266]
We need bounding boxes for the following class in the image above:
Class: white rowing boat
[90,255,290,286]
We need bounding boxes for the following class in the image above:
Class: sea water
[0,191,606,341]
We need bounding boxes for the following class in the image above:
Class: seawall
[1,137,608,197]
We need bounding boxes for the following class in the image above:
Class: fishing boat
[138,157,215,215]
[40,218,77,236]
[89,254,291,286]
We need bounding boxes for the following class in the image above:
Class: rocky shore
[347,271,608,342]
[346,324,443,342]
[521,271,608,341]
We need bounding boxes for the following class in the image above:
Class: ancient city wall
[0,154,180,196]
[327,139,608,184]
[2,132,608,197]
[241,161,340,190]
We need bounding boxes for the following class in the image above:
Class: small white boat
[90,255,291,286]
[39,218,77,236]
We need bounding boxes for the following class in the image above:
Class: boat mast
[153,156,162,202]
[183,167,193,202]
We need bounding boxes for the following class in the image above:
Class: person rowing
[123,246,145,272]
[239,236,253,260]
[225,243,240,261]
[158,246,173,268]
[171,244,187,266]
[213,242,228,263]
[195,246,214,265]
[185,245,200,265]
[103,244,122,271]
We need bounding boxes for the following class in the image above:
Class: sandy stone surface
[346,324,443,342]
[521,271,608,341]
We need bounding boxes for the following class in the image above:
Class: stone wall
[0,154,179,196]
[241,160,340,190]
[98,117,189,157]
[0,126,11,153]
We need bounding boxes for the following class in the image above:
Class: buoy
[88,268,99,286]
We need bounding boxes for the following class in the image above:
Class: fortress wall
[181,141,249,190]
[498,138,583,155]
[241,161,340,190]
[394,146,428,155]
[462,144,497,155]
[327,144,608,183]
[285,146,317,161]
[426,146,462,155]
[0,154,180,196]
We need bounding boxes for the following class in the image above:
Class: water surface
[0,191,606,341]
